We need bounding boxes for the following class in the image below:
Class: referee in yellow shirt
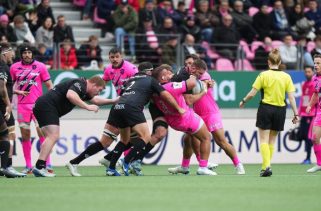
[239,48,299,177]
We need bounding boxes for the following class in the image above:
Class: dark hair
[304,66,314,71]
[152,64,172,80]
[0,42,11,53]
[19,43,34,56]
[314,54,321,59]
[138,62,153,72]
[184,54,199,61]
[192,59,207,70]
[109,47,122,55]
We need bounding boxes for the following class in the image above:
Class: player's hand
[4,105,12,121]
[202,81,208,93]
[292,115,299,124]
[239,101,245,108]
[207,79,215,88]
[87,104,99,113]
[113,96,120,104]
[178,107,186,115]
[16,90,30,96]
[306,105,311,114]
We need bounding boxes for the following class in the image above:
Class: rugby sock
[124,139,146,164]
[0,141,10,168]
[7,158,12,167]
[70,142,104,165]
[137,142,154,160]
[306,140,313,160]
[260,143,270,170]
[232,156,240,166]
[35,159,46,170]
[104,143,132,160]
[22,140,32,168]
[124,149,131,156]
[269,144,275,160]
[313,143,321,166]
[196,154,201,162]
[109,142,127,169]
[199,159,208,168]
[181,159,190,168]
[40,137,51,167]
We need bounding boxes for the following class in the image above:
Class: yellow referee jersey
[252,69,295,107]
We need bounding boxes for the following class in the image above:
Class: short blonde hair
[89,76,106,87]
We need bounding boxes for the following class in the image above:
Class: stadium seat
[93,7,107,24]
[73,0,86,7]
[251,41,264,53]
[248,7,259,17]
[201,41,220,59]
[216,58,235,71]
[240,40,255,60]
[307,41,316,53]
[234,59,255,71]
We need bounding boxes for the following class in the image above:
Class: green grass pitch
[1,164,320,211]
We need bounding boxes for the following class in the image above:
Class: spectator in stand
[305,0,321,35]
[12,15,35,44]
[195,0,219,42]
[18,0,37,14]
[36,0,55,27]
[157,16,178,43]
[183,33,211,68]
[311,35,321,58]
[212,14,240,60]
[136,16,161,66]
[115,0,140,12]
[231,0,257,43]
[77,35,103,69]
[156,0,182,26]
[59,39,78,71]
[138,0,158,28]
[175,1,188,26]
[96,0,116,33]
[297,36,314,68]
[0,0,18,19]
[112,0,138,61]
[229,0,253,11]
[279,34,298,70]
[34,43,52,67]
[35,16,53,55]
[253,4,273,41]
[270,0,297,40]
[216,0,231,22]
[180,15,201,43]
[161,35,178,71]
[253,37,273,70]
[0,14,17,43]
[25,9,39,37]
[53,15,74,45]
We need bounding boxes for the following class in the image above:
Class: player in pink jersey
[306,54,321,173]
[10,44,53,174]
[168,59,245,175]
[152,64,216,175]
[298,66,316,165]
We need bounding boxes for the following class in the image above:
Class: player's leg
[258,128,273,177]
[33,125,59,177]
[36,123,52,170]
[307,125,321,173]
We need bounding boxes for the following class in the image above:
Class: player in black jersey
[0,43,25,178]
[31,76,118,177]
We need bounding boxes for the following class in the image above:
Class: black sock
[306,140,313,160]
[7,158,12,167]
[136,142,154,160]
[104,142,132,160]
[109,142,127,169]
[36,160,46,170]
[124,139,146,164]
[70,142,104,165]
[0,141,10,169]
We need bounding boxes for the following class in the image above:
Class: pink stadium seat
[216,58,235,71]
[240,40,254,60]
[307,41,316,53]
[93,7,107,24]
[249,7,259,17]
[73,0,86,7]
[201,41,220,59]
[271,40,283,49]
[267,6,273,13]
[235,59,255,71]
[251,41,264,53]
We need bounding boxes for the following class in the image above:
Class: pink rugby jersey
[313,74,321,113]
[299,79,316,117]
[102,60,138,95]
[10,60,50,104]
[193,71,220,115]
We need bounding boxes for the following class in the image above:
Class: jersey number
[126,81,136,90]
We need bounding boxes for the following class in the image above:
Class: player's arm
[0,79,12,120]
[288,91,299,124]
[44,79,53,90]
[239,88,258,108]
[160,90,185,115]
[306,92,318,113]
[66,90,98,112]
[90,96,120,106]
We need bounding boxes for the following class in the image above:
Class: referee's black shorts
[256,103,286,131]
[0,105,14,127]
[107,103,146,129]
[148,102,164,121]
[33,100,60,128]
